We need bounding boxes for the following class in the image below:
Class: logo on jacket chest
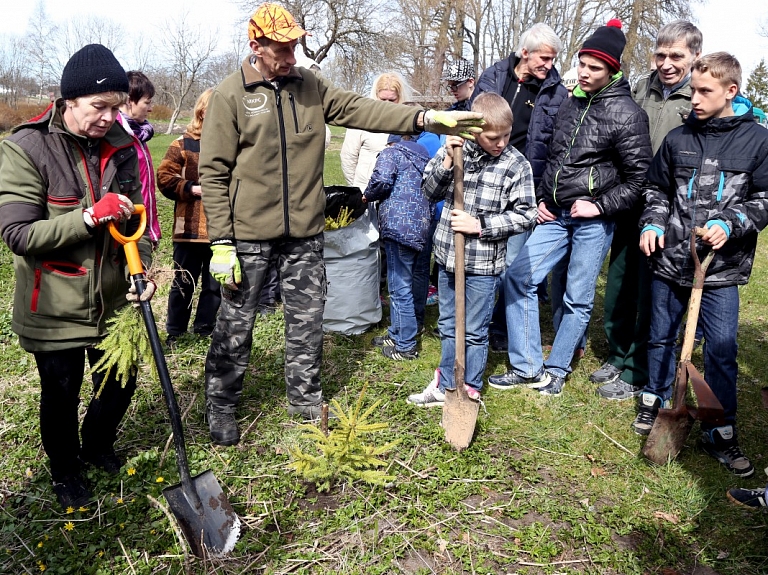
[243,93,269,117]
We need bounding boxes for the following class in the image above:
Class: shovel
[442,144,480,451]
[108,207,241,558]
[642,229,724,465]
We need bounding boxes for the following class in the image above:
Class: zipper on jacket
[31,268,41,312]
[717,171,725,201]
[509,82,522,107]
[288,93,299,134]
[552,100,594,205]
[687,168,697,198]
[588,167,595,195]
[275,89,291,237]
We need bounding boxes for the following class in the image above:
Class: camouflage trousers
[205,234,326,412]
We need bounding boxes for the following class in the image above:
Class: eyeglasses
[444,80,469,91]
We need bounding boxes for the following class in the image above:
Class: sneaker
[407,370,445,407]
[426,286,438,306]
[52,474,92,509]
[488,368,550,390]
[287,403,336,421]
[727,487,768,510]
[464,385,481,401]
[538,373,565,396]
[597,380,644,401]
[632,392,665,436]
[489,333,508,353]
[701,425,755,478]
[207,408,240,446]
[382,346,419,361]
[80,450,122,475]
[371,335,396,348]
[589,362,622,384]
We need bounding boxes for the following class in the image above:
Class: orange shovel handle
[107,205,146,276]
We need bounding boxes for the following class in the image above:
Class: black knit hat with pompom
[579,19,626,72]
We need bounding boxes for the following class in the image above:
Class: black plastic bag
[324,185,366,220]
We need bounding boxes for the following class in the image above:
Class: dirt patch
[295,482,341,512]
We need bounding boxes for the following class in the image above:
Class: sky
[0,0,766,77]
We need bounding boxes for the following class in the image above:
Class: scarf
[125,116,155,143]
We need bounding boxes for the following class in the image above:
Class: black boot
[207,408,240,446]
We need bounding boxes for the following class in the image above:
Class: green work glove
[210,243,241,290]
[423,110,485,140]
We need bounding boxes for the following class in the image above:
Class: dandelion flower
[98,550,104,558]
[64,522,75,531]
[78,506,88,512]
[120,523,125,530]
[117,497,124,504]
[37,541,43,548]
[66,506,74,514]
[156,476,164,483]
[127,468,136,476]
[38,562,46,572]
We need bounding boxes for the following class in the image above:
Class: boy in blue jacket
[366,134,432,360]
[408,92,537,405]
[637,53,768,477]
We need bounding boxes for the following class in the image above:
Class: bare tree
[56,16,125,63]
[24,0,59,100]
[0,35,31,106]
[155,12,217,133]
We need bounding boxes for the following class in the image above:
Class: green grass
[1,128,767,574]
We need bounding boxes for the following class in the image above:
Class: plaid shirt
[422,140,536,275]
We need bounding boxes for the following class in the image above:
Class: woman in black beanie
[0,44,154,509]
[496,20,653,396]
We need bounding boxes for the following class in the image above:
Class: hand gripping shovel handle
[108,208,202,512]
[452,145,468,400]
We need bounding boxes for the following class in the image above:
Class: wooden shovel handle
[453,144,467,399]
[680,229,715,362]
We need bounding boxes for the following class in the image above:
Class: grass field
[0,126,767,574]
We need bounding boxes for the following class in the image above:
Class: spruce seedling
[289,384,400,492]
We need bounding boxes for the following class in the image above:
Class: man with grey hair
[473,23,568,353]
[593,20,702,401]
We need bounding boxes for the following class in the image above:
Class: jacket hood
[686,95,756,132]
[393,140,430,165]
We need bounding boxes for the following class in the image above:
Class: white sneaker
[407,369,445,408]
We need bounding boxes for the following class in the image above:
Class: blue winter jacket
[472,57,568,185]
[364,140,433,250]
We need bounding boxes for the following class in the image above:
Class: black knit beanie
[579,19,626,72]
[60,44,129,100]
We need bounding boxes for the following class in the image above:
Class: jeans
[489,231,530,337]
[35,347,137,480]
[412,219,437,327]
[384,240,420,352]
[646,277,739,423]
[550,254,588,351]
[507,211,614,378]
[167,242,221,336]
[436,266,498,392]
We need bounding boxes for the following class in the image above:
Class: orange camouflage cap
[248,3,309,42]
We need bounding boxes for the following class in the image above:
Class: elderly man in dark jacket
[489,20,652,396]
[473,22,569,350]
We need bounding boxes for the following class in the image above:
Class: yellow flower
[120,523,125,530]
[117,497,124,504]
[37,541,43,548]
[78,506,88,512]
[98,550,104,558]
[38,562,46,572]
[156,476,164,483]
[66,506,74,514]
[64,522,75,531]
[127,468,136,476]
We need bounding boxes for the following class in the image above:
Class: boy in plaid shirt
[408,93,537,406]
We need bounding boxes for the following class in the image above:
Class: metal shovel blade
[442,388,480,451]
[163,470,241,558]
[642,365,693,465]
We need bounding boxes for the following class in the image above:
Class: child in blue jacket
[365,134,433,360]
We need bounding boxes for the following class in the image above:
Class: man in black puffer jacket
[489,19,652,396]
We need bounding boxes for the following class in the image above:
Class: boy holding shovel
[408,93,537,406]
[636,52,768,477]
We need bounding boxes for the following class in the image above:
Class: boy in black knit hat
[0,44,154,509]
[491,20,652,396]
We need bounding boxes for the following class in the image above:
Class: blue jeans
[489,231,530,336]
[412,219,437,327]
[646,277,739,423]
[384,240,420,352]
[437,266,498,392]
[507,211,614,378]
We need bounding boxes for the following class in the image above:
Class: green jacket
[632,71,692,153]
[0,102,152,352]
[200,57,422,242]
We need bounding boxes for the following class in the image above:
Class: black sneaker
[538,373,566,396]
[632,392,665,435]
[701,425,754,478]
[80,450,123,475]
[589,362,622,384]
[381,346,419,361]
[488,368,550,390]
[727,487,768,510]
[371,335,396,348]
[489,333,508,353]
[52,474,92,509]
[207,408,240,446]
[597,380,644,401]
